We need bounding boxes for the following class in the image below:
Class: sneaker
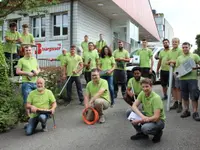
[42,126,48,132]
[170,101,178,110]
[162,95,168,100]
[79,101,84,106]
[180,110,191,118]
[176,103,182,113]
[130,133,149,140]
[99,115,106,123]
[152,130,163,143]
[192,112,200,121]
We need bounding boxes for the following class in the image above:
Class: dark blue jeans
[22,82,37,104]
[101,75,115,105]
[26,114,48,136]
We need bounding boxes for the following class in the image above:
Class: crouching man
[25,78,57,136]
[84,69,111,123]
[124,67,143,106]
[127,78,166,143]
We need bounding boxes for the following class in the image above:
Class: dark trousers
[66,76,84,102]
[84,71,91,83]
[141,67,151,78]
[113,70,127,97]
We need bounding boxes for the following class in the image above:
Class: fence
[38,59,61,68]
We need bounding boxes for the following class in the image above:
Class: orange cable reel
[82,107,99,125]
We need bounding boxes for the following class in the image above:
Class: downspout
[70,0,74,46]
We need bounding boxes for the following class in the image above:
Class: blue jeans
[26,114,48,136]
[126,109,165,135]
[22,82,37,104]
[101,75,115,105]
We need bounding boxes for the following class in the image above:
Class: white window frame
[32,16,45,38]
[8,19,22,33]
[52,13,68,37]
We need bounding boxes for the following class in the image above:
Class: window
[32,17,45,38]
[53,13,68,36]
[157,24,163,31]
[8,19,22,32]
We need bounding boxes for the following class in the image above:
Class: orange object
[82,107,99,125]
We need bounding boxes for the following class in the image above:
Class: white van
[126,47,164,84]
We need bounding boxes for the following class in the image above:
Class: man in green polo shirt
[20,24,35,57]
[16,45,40,117]
[124,67,143,106]
[4,22,22,59]
[136,39,153,78]
[96,34,107,54]
[81,35,89,53]
[127,78,165,143]
[84,69,110,123]
[25,78,57,135]
[83,42,99,83]
[156,39,170,100]
[113,41,130,98]
[166,38,183,113]
[63,45,84,105]
[49,49,69,66]
[176,42,200,121]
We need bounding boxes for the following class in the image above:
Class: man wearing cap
[81,35,89,53]
[19,24,35,57]
[4,22,22,59]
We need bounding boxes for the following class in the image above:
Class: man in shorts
[176,42,200,121]
[156,39,170,100]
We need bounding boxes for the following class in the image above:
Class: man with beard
[25,78,57,135]
[84,69,110,123]
[127,78,165,143]
[113,41,130,98]
[156,39,170,100]
[136,39,153,78]
[124,67,143,106]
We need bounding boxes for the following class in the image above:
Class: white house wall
[76,1,112,49]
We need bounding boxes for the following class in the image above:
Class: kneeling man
[127,78,166,143]
[84,68,110,123]
[25,78,57,135]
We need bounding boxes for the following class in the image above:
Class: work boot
[170,101,178,110]
[99,115,106,123]
[176,102,182,113]
[192,112,200,121]
[130,133,149,140]
[180,110,191,118]
[152,130,163,143]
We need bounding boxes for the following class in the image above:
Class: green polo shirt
[17,56,38,83]
[57,53,69,66]
[4,30,21,53]
[81,41,89,52]
[159,49,170,71]
[176,53,200,80]
[167,47,183,62]
[127,77,144,95]
[137,91,166,121]
[96,40,107,52]
[136,48,153,68]
[64,54,83,76]
[21,33,34,44]
[99,56,115,76]
[86,78,110,103]
[27,89,56,118]
[83,50,99,72]
[113,49,129,70]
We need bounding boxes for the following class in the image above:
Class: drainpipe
[70,0,74,47]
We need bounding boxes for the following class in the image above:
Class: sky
[150,0,200,50]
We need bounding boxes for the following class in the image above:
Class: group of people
[3,22,200,143]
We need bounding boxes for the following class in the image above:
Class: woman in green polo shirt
[99,46,115,106]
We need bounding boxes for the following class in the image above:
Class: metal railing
[37,59,61,68]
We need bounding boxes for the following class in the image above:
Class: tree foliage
[0,0,59,18]
[194,34,200,56]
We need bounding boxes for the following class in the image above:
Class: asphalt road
[1,84,200,150]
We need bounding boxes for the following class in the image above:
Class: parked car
[126,47,164,84]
